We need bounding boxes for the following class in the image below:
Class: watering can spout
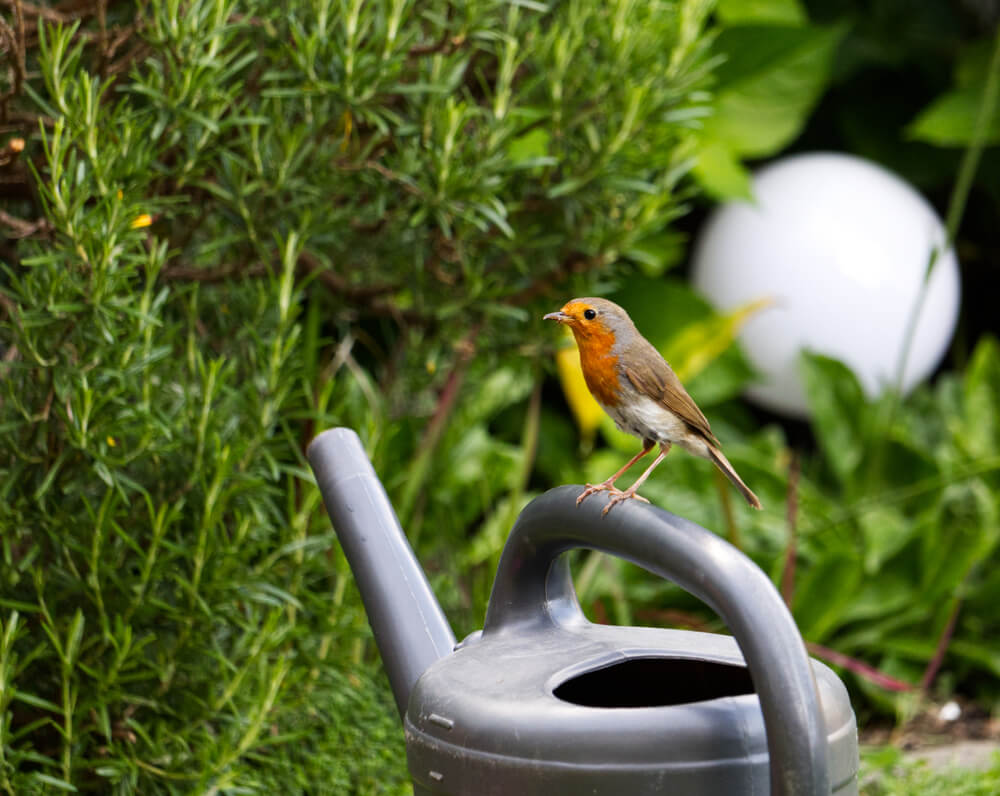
[307,427,455,718]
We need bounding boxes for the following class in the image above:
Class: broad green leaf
[799,352,868,486]
[506,127,552,164]
[961,335,1000,457]
[793,552,861,642]
[876,436,940,496]
[683,350,756,407]
[858,506,915,575]
[458,365,534,426]
[624,231,686,277]
[716,0,807,26]
[691,137,754,200]
[908,84,1000,147]
[948,639,1000,679]
[879,637,937,661]
[703,23,846,157]
[920,479,1000,598]
[839,572,913,624]
[908,36,1000,146]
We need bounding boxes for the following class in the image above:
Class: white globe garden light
[691,152,961,419]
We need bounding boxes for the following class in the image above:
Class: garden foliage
[0,0,998,793]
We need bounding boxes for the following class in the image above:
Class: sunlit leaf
[664,297,771,382]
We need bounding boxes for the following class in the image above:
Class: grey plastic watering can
[308,427,858,795]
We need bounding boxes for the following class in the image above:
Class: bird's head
[544,298,636,351]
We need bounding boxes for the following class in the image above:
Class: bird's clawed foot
[601,488,650,516]
[576,481,621,506]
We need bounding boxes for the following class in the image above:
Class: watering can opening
[553,656,755,708]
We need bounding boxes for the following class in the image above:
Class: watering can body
[308,428,858,796]
[407,626,856,795]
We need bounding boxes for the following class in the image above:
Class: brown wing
[623,337,720,447]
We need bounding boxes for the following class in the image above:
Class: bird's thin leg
[602,443,671,516]
[576,441,654,506]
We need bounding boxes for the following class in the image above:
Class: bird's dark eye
[583,308,597,320]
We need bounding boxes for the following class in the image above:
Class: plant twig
[920,594,964,692]
[0,0,26,122]
[398,323,482,531]
[780,450,800,607]
[714,467,739,548]
[0,0,79,24]
[0,208,49,238]
[296,250,399,299]
[162,261,268,283]
[806,642,915,692]
[508,252,611,306]
[408,32,466,57]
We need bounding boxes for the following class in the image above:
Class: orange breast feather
[576,327,621,408]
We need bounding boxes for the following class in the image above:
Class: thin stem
[714,467,739,549]
[780,451,800,608]
[895,23,1000,393]
[398,324,481,533]
[866,25,1000,490]
[920,593,964,693]
[806,642,914,693]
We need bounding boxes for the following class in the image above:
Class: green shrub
[0,0,717,791]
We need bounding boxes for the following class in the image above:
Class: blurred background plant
[0,0,997,792]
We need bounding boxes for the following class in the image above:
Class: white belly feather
[602,394,710,458]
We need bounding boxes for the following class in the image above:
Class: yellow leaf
[664,297,772,382]
[555,332,604,441]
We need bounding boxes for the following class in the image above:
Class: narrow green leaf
[716,0,807,26]
[30,773,78,792]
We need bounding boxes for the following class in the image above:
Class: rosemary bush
[0,0,716,791]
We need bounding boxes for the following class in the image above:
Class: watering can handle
[483,485,831,796]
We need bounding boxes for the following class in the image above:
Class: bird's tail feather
[707,446,762,510]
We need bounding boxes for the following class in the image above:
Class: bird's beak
[543,311,571,324]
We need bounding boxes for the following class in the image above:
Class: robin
[544,297,762,514]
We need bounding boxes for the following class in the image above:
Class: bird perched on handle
[545,297,762,515]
